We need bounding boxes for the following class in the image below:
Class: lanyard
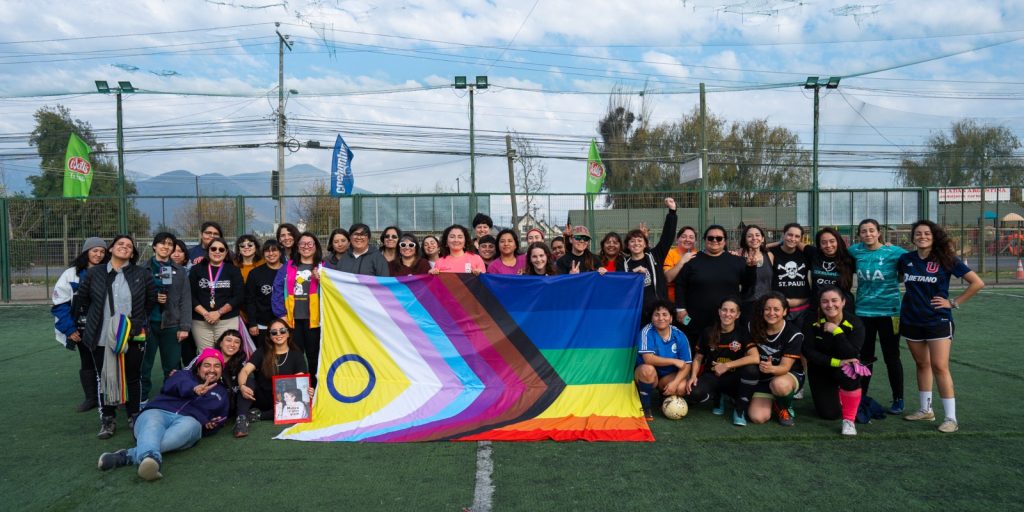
[207,263,224,309]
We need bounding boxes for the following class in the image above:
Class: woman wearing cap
[488,229,527,275]
[555,225,603,275]
[674,225,758,350]
[389,233,432,276]
[272,232,323,385]
[234,318,308,437]
[52,236,106,412]
[431,224,487,274]
[245,241,284,347]
[73,235,156,439]
[524,242,557,276]
[189,237,245,350]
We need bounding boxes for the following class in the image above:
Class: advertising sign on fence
[938,188,1010,202]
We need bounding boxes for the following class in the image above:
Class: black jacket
[616,209,677,303]
[73,262,157,351]
[244,263,279,327]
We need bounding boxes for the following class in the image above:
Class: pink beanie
[196,347,225,366]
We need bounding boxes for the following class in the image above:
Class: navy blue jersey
[898,252,971,327]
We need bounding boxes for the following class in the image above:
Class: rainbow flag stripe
[278,270,653,443]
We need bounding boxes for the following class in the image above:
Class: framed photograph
[272,374,313,425]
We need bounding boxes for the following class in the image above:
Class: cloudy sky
[1,0,1022,197]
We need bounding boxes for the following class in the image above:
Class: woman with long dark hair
[245,240,284,347]
[899,220,984,433]
[214,329,246,418]
[488,229,526,275]
[379,226,401,263]
[272,232,323,386]
[430,224,486,274]
[617,198,678,311]
[746,291,804,427]
[524,242,557,276]
[555,225,603,275]
[422,235,441,268]
[849,218,907,414]
[276,223,299,262]
[234,318,307,437]
[768,223,813,325]
[73,235,156,439]
[598,232,624,273]
[736,225,773,322]
[684,296,759,426]
[803,287,865,436]
[233,234,262,282]
[664,226,698,303]
[52,237,106,412]
[806,227,856,302]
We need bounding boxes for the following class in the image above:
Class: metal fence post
[0,197,10,303]
[236,196,246,235]
[352,194,363,225]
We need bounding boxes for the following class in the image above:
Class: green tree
[899,120,1023,187]
[27,105,149,236]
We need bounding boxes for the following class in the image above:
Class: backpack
[856,395,888,424]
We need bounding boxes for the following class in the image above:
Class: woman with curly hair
[898,220,984,433]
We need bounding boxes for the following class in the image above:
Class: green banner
[63,133,93,199]
[585,139,605,195]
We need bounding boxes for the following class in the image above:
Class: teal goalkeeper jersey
[848,243,907,317]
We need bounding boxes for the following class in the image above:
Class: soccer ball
[662,396,688,420]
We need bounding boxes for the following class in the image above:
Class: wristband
[830,358,841,368]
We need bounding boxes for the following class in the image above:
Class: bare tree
[511,130,548,224]
[175,197,254,239]
[292,180,340,238]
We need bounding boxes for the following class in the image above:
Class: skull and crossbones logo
[778,261,806,280]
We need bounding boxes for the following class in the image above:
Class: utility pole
[699,83,708,232]
[506,134,519,231]
[276,22,292,224]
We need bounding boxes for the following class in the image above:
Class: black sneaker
[246,408,262,423]
[233,415,249,438]
[97,449,130,471]
[76,399,98,413]
[97,416,116,439]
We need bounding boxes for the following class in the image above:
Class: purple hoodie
[144,369,230,435]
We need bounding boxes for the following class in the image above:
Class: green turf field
[3,290,1023,511]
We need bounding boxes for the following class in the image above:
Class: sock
[941,397,957,422]
[637,382,654,409]
[776,390,795,411]
[919,391,933,412]
[838,388,862,422]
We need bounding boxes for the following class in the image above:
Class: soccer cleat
[732,410,747,427]
[97,449,130,471]
[841,419,857,436]
[904,409,935,422]
[642,407,655,422]
[888,398,905,415]
[938,419,959,433]
[137,456,163,481]
[712,396,727,416]
[233,415,249,438]
[97,416,116,439]
[774,403,795,427]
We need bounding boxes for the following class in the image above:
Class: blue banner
[330,134,354,197]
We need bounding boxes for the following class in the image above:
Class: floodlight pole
[115,90,128,233]
[454,76,487,215]
[804,76,839,235]
[276,23,293,224]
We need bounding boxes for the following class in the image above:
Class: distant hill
[133,164,372,233]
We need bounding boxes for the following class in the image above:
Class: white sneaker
[841,419,857,436]
[938,419,959,433]
[904,409,935,421]
[793,388,804,400]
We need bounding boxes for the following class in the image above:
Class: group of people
[631,215,984,438]
[51,203,983,480]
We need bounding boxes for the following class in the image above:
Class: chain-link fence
[3,187,1022,302]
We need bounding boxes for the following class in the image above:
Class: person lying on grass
[97,348,229,481]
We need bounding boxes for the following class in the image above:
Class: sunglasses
[399,242,417,248]
[383,234,399,240]
[573,235,591,242]
[269,328,288,336]
[239,243,255,249]
[705,236,725,242]
[209,246,227,253]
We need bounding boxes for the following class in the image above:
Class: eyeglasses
[399,242,417,248]
[269,328,288,336]
[383,234,399,240]
[239,243,255,249]
[705,236,725,242]
[573,235,591,242]
[209,246,227,253]
[203,230,219,236]
[351,232,369,238]
[298,242,315,248]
